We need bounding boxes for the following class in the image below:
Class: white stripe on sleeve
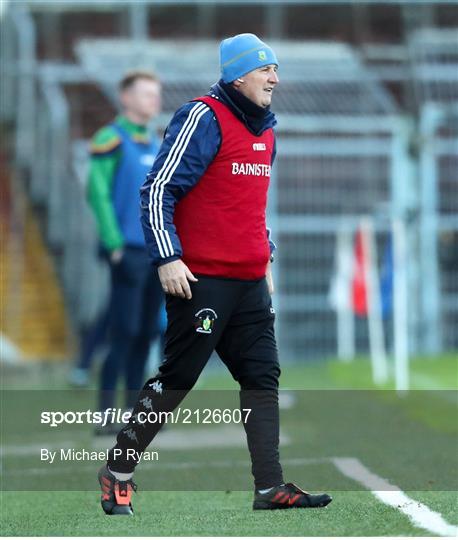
[148,102,210,258]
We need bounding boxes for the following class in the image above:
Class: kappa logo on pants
[148,380,163,394]
[123,428,139,443]
[194,308,218,334]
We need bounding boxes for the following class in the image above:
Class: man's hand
[158,259,198,299]
[266,261,274,295]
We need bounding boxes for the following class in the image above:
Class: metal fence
[409,29,458,354]
[272,119,415,360]
[74,38,416,361]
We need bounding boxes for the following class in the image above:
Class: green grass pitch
[1,354,457,536]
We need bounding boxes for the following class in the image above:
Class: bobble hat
[220,33,278,83]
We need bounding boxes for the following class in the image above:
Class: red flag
[352,229,368,316]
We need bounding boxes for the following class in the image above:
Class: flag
[351,229,368,316]
[380,234,393,319]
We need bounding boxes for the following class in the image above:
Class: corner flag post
[392,217,409,391]
[335,224,355,362]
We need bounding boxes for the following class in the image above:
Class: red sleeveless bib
[174,95,274,279]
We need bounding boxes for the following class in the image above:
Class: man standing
[87,71,165,423]
[98,34,332,513]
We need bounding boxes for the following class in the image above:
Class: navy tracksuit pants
[98,246,164,412]
[107,275,284,490]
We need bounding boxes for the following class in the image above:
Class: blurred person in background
[86,71,165,432]
[68,306,110,387]
[98,34,332,514]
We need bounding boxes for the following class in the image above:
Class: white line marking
[333,457,458,537]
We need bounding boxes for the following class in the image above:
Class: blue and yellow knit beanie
[220,33,278,83]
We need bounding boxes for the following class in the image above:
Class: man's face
[121,78,162,122]
[234,64,279,108]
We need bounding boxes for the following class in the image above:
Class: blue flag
[380,235,393,319]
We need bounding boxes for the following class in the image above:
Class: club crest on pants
[194,308,218,334]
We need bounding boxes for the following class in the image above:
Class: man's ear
[232,79,242,89]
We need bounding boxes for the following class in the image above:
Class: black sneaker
[98,465,137,515]
[253,482,332,510]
